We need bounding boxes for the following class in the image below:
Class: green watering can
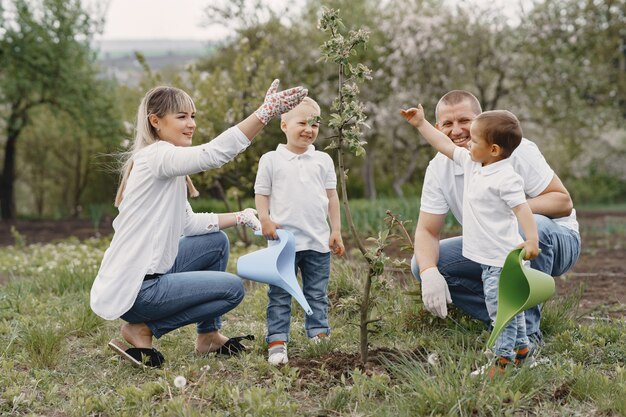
[486,248,556,348]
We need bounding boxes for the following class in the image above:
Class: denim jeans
[411,214,581,340]
[121,232,245,338]
[482,265,529,359]
[266,250,331,343]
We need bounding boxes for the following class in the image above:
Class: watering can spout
[237,229,313,316]
[486,248,555,348]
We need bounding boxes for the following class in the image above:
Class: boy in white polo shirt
[401,105,539,377]
[255,97,345,365]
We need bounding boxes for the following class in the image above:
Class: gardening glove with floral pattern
[235,208,262,231]
[420,267,452,319]
[254,79,308,125]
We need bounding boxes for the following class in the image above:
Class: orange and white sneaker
[268,341,288,365]
[514,346,532,367]
[471,356,511,378]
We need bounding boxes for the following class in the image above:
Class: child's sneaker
[514,346,534,368]
[471,356,511,378]
[310,333,329,345]
[267,342,288,365]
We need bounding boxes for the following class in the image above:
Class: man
[411,90,581,346]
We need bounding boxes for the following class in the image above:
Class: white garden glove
[420,267,452,319]
[254,79,308,125]
[235,208,262,231]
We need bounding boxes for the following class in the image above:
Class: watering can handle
[254,229,287,247]
[518,248,541,262]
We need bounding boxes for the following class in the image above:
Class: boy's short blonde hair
[281,96,320,121]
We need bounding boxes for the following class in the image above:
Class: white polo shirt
[90,126,250,320]
[254,144,337,253]
[420,138,579,232]
[454,147,526,267]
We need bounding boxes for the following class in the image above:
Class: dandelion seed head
[427,352,439,366]
[174,376,187,388]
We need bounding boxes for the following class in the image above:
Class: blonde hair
[114,86,199,207]
[281,96,321,121]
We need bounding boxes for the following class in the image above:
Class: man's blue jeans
[482,265,529,360]
[266,250,331,344]
[411,214,581,340]
[121,232,245,338]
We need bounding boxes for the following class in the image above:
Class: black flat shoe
[215,335,255,356]
[108,339,165,368]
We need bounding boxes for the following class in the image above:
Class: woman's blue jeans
[121,232,244,338]
[411,214,581,343]
[266,250,331,343]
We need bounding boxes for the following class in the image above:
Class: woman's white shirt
[90,127,250,320]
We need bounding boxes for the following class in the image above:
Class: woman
[90,80,307,367]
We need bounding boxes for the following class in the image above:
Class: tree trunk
[72,139,83,217]
[359,268,374,363]
[0,117,22,220]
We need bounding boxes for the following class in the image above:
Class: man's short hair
[474,110,522,158]
[435,90,482,123]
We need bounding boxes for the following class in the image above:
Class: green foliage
[319,7,371,157]
[0,0,122,219]
[18,321,67,369]
[2,0,625,219]
[566,166,626,205]
[0,221,625,415]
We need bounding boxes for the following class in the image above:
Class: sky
[96,0,531,41]
[98,0,225,41]
[97,0,294,41]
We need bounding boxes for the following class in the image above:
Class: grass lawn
[1,220,625,416]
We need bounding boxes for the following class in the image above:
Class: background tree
[0,0,119,219]
[515,0,626,200]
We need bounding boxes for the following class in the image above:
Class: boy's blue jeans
[121,232,245,338]
[266,250,331,344]
[411,214,581,343]
[482,265,529,359]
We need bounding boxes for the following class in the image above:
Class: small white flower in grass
[201,364,211,372]
[427,352,439,366]
[174,376,187,388]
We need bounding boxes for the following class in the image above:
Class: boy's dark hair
[435,90,482,123]
[474,110,522,158]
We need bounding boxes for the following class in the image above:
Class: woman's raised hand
[254,79,308,125]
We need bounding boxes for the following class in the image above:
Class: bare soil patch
[0,218,114,246]
[288,347,424,384]
[555,211,626,319]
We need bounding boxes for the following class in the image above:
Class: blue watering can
[237,229,313,316]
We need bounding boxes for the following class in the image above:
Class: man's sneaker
[268,342,288,365]
[471,356,511,378]
[310,333,329,345]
